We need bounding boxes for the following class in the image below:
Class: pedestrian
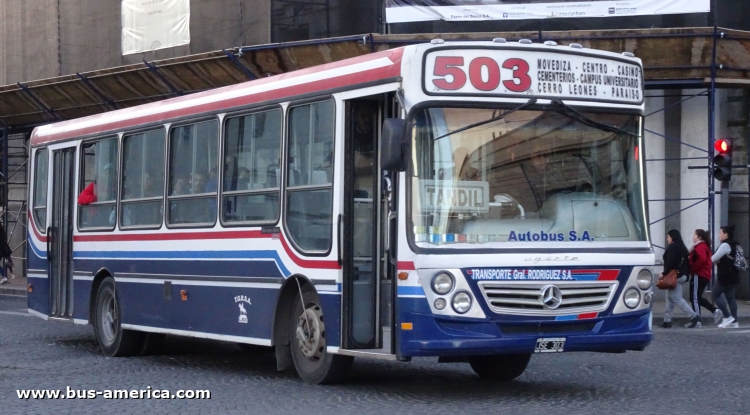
[0,222,13,285]
[688,229,722,325]
[661,229,701,328]
[712,225,741,328]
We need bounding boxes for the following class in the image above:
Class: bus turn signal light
[180,290,188,301]
[27,284,33,293]
[398,272,408,280]
[401,322,413,330]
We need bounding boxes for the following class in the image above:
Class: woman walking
[713,226,740,328]
[661,229,701,328]
[688,229,721,326]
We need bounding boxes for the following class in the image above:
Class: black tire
[468,354,531,381]
[289,291,353,384]
[94,277,144,357]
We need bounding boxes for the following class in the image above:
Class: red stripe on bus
[398,261,416,271]
[72,229,267,242]
[72,228,340,270]
[31,49,404,146]
[29,219,48,242]
[594,270,620,281]
[277,234,340,270]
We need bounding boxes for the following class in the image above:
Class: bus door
[342,98,394,350]
[48,146,76,319]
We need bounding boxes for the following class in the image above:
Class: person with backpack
[688,229,721,326]
[0,222,13,285]
[661,229,701,328]
[712,225,745,328]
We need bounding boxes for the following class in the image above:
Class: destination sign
[424,48,643,104]
[420,180,490,213]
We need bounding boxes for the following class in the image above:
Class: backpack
[728,244,748,272]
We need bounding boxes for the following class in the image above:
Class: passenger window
[286,100,334,251]
[78,137,117,229]
[121,129,165,228]
[222,109,282,224]
[167,120,218,225]
[33,149,49,230]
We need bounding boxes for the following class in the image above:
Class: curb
[0,287,26,297]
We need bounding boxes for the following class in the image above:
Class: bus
[27,38,654,384]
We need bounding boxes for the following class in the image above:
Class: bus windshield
[409,106,647,249]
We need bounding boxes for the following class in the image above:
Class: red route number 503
[431,56,532,93]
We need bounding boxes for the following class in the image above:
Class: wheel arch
[88,267,114,324]
[272,274,317,371]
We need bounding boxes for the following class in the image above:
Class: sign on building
[122,0,190,55]
[385,0,710,23]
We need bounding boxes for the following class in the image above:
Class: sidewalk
[650,289,750,320]
[0,275,27,297]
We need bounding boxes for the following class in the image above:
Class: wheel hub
[295,304,325,362]
[100,293,117,344]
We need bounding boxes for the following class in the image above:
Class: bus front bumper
[398,309,652,357]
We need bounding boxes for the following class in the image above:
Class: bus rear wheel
[94,277,144,357]
[289,292,352,384]
[468,354,531,381]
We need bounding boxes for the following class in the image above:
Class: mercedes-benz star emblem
[539,285,563,309]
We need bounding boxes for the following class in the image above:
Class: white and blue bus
[27,39,654,384]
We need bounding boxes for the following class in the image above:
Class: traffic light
[713,138,733,182]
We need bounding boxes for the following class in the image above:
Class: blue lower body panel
[398,301,652,357]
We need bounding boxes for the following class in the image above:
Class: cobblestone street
[1,295,748,414]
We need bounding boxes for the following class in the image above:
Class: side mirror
[381,118,407,172]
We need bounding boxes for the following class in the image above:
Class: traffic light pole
[720,180,729,226]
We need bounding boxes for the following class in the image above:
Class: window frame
[282,98,336,256]
[219,106,284,228]
[165,116,221,229]
[119,126,167,230]
[32,148,49,234]
[77,135,120,232]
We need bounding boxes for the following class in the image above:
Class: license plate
[534,337,566,353]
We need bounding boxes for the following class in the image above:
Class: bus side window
[286,100,334,252]
[79,137,118,230]
[33,149,49,231]
[167,120,218,226]
[121,129,165,229]
[222,109,282,224]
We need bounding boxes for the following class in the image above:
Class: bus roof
[30,47,406,147]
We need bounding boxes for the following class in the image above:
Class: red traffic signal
[713,138,733,182]
[714,139,730,153]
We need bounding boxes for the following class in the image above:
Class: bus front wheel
[94,277,144,357]
[289,292,352,384]
[468,354,531,381]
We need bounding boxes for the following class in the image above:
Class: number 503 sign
[423,48,643,104]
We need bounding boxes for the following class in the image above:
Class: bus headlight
[452,291,472,314]
[636,269,653,290]
[431,271,455,295]
[623,287,641,309]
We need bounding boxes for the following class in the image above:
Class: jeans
[713,282,738,320]
[664,275,698,322]
[690,275,716,315]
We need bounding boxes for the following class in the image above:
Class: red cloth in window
[78,182,97,205]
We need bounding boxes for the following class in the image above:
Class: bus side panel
[116,281,278,341]
[317,292,341,348]
[73,279,93,322]
[26,236,50,316]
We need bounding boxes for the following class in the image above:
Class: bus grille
[477,281,618,316]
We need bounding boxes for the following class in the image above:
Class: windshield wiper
[433,98,537,141]
[550,99,638,138]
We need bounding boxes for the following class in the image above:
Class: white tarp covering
[385,0,710,23]
[122,0,190,55]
